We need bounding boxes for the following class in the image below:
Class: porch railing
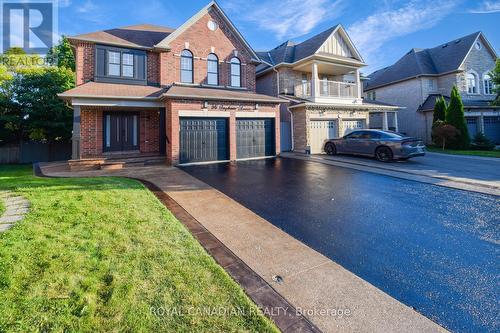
[294,80,357,99]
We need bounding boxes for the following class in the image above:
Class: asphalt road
[321,152,500,184]
[182,158,500,333]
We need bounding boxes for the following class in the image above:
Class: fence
[0,141,72,164]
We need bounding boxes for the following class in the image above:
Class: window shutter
[95,47,106,77]
[136,53,146,81]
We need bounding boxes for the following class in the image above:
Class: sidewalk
[281,152,500,196]
[38,163,448,333]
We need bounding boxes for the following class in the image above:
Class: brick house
[255,25,399,154]
[59,1,283,167]
[364,32,499,144]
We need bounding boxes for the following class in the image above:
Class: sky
[57,0,500,74]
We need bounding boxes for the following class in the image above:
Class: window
[230,57,241,87]
[180,49,193,83]
[367,91,376,100]
[427,79,435,91]
[344,131,362,139]
[207,53,218,85]
[467,72,477,94]
[122,53,134,77]
[108,51,120,76]
[475,41,482,50]
[484,74,494,95]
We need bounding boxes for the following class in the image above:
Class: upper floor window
[180,49,194,84]
[427,78,435,91]
[230,57,241,87]
[207,53,219,85]
[484,74,494,95]
[95,45,146,85]
[466,72,477,94]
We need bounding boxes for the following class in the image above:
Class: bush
[470,132,495,150]
[445,86,469,149]
[432,122,460,150]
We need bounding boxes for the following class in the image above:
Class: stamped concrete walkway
[38,162,447,333]
[0,191,30,232]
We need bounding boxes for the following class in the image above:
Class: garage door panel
[179,118,228,164]
[309,120,338,154]
[237,119,275,159]
[484,116,500,144]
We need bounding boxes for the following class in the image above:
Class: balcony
[294,80,358,99]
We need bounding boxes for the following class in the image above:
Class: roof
[69,24,174,49]
[256,24,363,72]
[365,32,498,91]
[417,94,450,112]
[58,82,166,99]
[162,85,285,103]
[59,82,284,103]
[362,98,400,107]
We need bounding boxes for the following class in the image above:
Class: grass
[0,165,278,333]
[426,146,500,158]
[0,197,4,216]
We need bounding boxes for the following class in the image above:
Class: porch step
[69,155,166,171]
[100,162,124,170]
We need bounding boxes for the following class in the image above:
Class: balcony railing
[294,80,357,99]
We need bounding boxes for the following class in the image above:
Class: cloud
[223,0,345,39]
[77,0,97,14]
[468,0,500,13]
[348,0,458,70]
[58,0,72,8]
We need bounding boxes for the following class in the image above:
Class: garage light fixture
[203,101,209,108]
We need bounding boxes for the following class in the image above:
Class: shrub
[445,86,469,148]
[432,122,460,150]
[470,132,495,150]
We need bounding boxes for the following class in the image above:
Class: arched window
[207,53,218,85]
[180,49,193,83]
[484,73,494,95]
[230,57,241,87]
[466,72,477,94]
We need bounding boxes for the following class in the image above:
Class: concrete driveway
[182,158,500,333]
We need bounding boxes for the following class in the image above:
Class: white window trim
[483,72,494,95]
[466,70,479,95]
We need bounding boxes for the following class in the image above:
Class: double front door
[104,112,139,152]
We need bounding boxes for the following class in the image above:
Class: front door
[104,112,139,152]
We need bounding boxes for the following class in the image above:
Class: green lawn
[427,147,500,158]
[0,196,4,216]
[0,165,277,333]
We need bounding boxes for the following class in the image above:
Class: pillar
[479,113,485,133]
[229,113,237,161]
[71,105,81,160]
[356,68,362,99]
[394,111,399,132]
[382,111,389,131]
[311,62,319,100]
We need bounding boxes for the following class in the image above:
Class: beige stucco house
[364,32,499,144]
[256,25,399,154]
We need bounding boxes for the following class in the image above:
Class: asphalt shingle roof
[365,32,484,90]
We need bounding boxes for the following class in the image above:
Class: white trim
[482,72,495,95]
[178,110,230,117]
[466,70,479,94]
[71,98,162,108]
[235,111,275,118]
[458,33,499,70]
[154,1,260,62]
[315,25,364,63]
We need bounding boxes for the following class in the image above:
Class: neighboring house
[255,25,399,154]
[364,32,500,144]
[59,1,283,166]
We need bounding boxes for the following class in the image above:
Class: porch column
[394,111,399,132]
[382,111,389,131]
[479,113,485,133]
[311,62,319,100]
[71,105,81,160]
[356,68,362,99]
[229,113,237,161]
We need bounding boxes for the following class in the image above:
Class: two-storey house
[59,1,283,168]
[256,25,399,154]
[364,32,499,144]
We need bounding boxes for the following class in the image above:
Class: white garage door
[308,120,338,154]
[342,119,365,136]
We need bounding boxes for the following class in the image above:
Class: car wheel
[375,146,393,162]
[325,143,337,155]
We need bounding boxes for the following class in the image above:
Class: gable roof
[68,24,174,49]
[154,1,260,62]
[256,25,364,72]
[365,32,498,91]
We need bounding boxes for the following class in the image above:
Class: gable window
[207,53,219,85]
[230,57,241,87]
[427,79,435,91]
[108,51,121,76]
[180,49,194,84]
[122,53,134,77]
[467,73,477,94]
[484,74,494,95]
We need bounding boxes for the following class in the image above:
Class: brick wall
[291,107,307,152]
[80,107,103,157]
[160,10,256,90]
[256,71,277,96]
[140,110,160,153]
[75,42,95,86]
[166,99,280,164]
[147,51,161,86]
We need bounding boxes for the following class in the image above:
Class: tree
[445,86,469,149]
[490,59,500,106]
[432,121,460,150]
[470,132,495,151]
[5,66,75,143]
[46,36,75,71]
[432,96,446,123]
